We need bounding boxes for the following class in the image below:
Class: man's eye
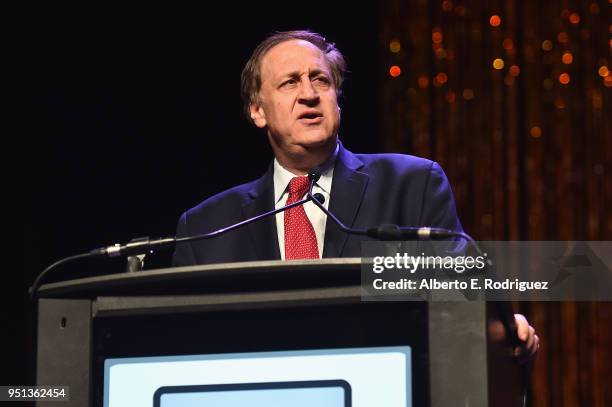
[280,79,297,88]
[314,76,331,84]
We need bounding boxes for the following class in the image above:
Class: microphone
[365,224,462,240]
[304,194,483,258]
[305,185,473,242]
[93,170,324,259]
[30,163,477,298]
[30,169,323,299]
[308,167,322,183]
[94,177,324,257]
[91,169,330,259]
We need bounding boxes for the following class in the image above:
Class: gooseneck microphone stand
[29,173,321,300]
[30,170,476,299]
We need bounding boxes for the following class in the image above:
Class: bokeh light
[569,13,580,24]
[598,66,609,77]
[558,32,569,43]
[562,52,573,64]
[554,97,566,109]
[434,72,448,87]
[389,39,401,53]
[530,126,542,138]
[493,58,505,70]
[462,88,474,100]
[417,75,430,88]
[432,29,443,44]
[509,65,520,77]
[445,91,456,103]
[435,48,447,59]
[389,65,401,77]
[559,73,571,84]
[489,15,501,27]
[592,90,602,109]
[542,40,553,51]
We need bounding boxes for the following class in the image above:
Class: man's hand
[513,313,539,363]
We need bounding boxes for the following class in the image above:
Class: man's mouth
[298,111,324,124]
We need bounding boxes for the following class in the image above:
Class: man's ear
[249,102,267,128]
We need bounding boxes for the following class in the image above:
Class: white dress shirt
[273,144,338,259]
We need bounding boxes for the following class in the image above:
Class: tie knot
[288,176,310,199]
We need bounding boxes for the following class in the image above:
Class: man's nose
[297,79,320,105]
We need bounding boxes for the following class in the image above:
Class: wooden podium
[36,258,527,407]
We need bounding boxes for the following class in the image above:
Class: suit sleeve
[172,211,198,266]
[418,161,464,233]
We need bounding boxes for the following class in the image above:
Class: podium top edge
[37,258,364,298]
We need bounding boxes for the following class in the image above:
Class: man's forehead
[260,40,331,79]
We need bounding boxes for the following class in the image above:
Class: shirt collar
[273,142,338,204]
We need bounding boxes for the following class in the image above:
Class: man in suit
[173,30,539,359]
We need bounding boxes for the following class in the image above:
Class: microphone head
[308,167,322,182]
[313,193,325,204]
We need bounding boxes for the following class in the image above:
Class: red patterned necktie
[284,176,319,259]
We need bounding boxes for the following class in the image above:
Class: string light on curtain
[381,3,611,405]
[382,0,610,241]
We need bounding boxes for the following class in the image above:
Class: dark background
[12,0,383,390]
[9,1,612,406]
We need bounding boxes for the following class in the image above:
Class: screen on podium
[103,346,411,407]
[154,381,350,407]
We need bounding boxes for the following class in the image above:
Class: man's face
[250,40,341,160]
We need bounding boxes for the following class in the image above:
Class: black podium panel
[36,259,526,407]
[93,301,429,407]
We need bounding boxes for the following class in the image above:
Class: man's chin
[295,134,337,150]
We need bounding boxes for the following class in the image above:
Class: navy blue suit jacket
[173,144,463,266]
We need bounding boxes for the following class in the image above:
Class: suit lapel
[322,145,368,258]
[242,164,281,260]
